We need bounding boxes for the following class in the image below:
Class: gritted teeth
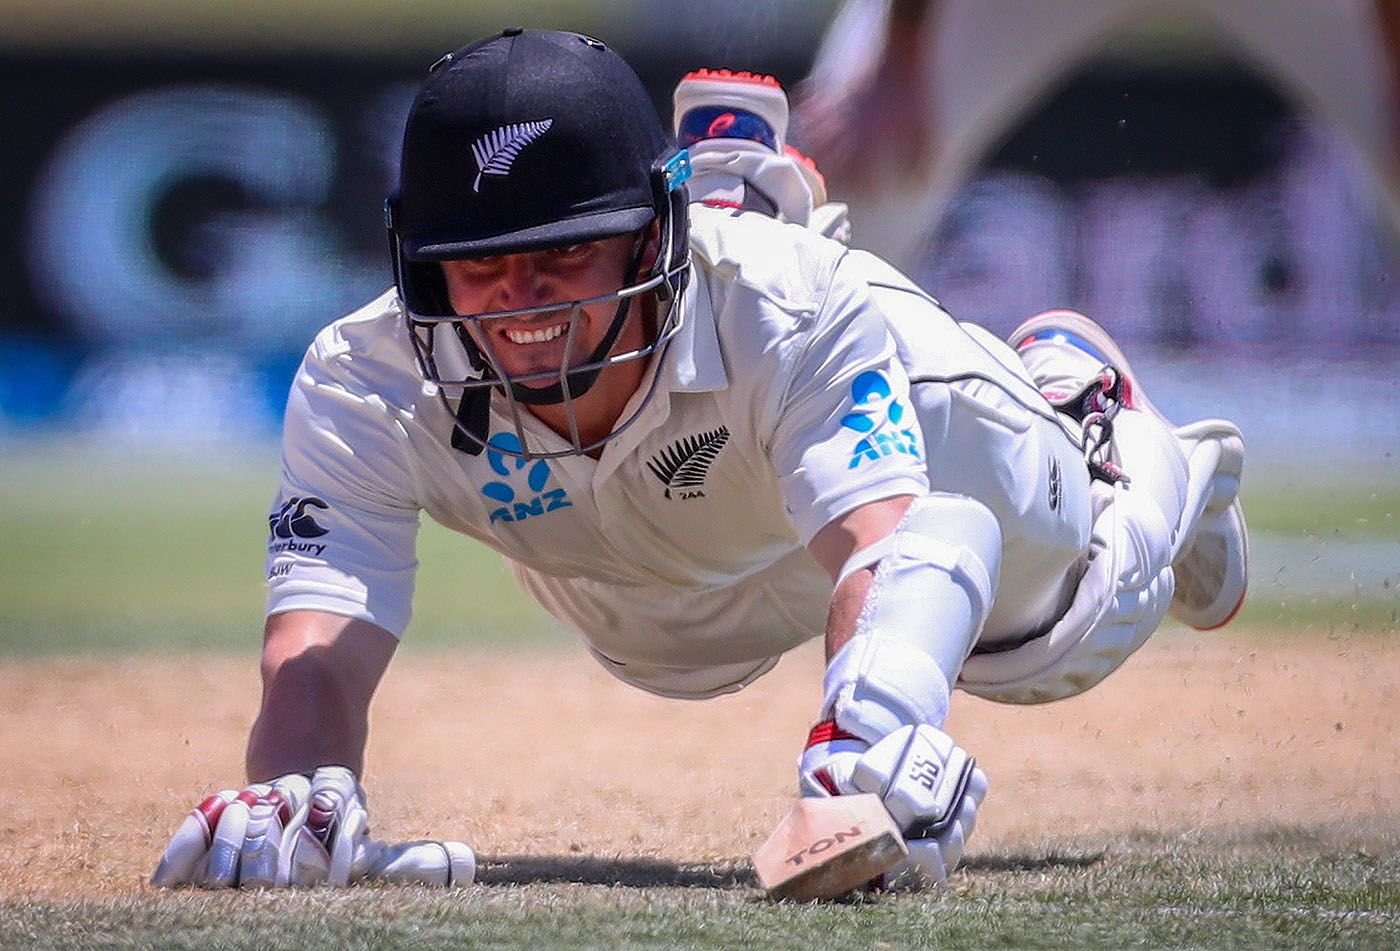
[503,323,567,345]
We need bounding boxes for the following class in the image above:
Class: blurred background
[1,0,1395,656]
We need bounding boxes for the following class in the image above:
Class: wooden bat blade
[752,794,907,902]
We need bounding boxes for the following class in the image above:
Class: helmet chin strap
[497,235,651,407]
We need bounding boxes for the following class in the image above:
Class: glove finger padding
[151,789,238,887]
[849,725,988,889]
[884,767,986,890]
[200,789,260,888]
[237,774,312,888]
[287,826,332,886]
[272,774,314,885]
[891,838,951,890]
[301,766,369,887]
[237,799,280,887]
[356,838,478,886]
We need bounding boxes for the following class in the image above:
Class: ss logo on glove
[906,756,941,791]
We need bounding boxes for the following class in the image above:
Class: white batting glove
[153,765,474,889]
[799,722,988,890]
[153,766,359,888]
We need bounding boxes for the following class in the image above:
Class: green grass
[3,828,1398,949]
[3,454,1396,944]
[1242,479,1400,543]
[0,451,561,656]
[1236,592,1399,633]
[1,452,1395,656]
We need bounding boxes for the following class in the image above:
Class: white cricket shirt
[267,208,931,696]
[266,207,1088,698]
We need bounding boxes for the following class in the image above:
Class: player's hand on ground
[152,765,366,888]
[799,723,988,889]
[153,765,477,888]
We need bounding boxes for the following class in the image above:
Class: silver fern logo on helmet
[470,119,553,192]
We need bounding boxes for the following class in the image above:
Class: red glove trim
[194,794,230,846]
[265,789,294,826]
[812,767,842,797]
[805,719,863,749]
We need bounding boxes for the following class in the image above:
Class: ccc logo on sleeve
[840,370,921,469]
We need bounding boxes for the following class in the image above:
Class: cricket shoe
[671,68,830,197]
[673,69,789,217]
[1009,310,1249,630]
[672,69,847,237]
[674,68,789,156]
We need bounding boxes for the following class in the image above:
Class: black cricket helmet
[387,28,692,458]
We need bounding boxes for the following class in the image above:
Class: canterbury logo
[647,426,729,500]
[268,496,329,540]
[471,119,553,192]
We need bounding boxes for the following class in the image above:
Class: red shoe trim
[783,145,826,186]
[700,199,744,211]
[1196,586,1247,631]
[680,68,782,88]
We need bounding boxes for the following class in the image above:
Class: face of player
[441,232,650,385]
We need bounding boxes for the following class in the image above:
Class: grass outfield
[0,451,558,655]
[1,452,1395,656]
[3,834,1398,949]
[2,451,1398,948]
[4,640,1399,950]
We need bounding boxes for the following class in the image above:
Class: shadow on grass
[476,854,756,889]
[962,850,1105,873]
[475,849,1105,889]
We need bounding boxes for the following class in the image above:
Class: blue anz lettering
[480,432,575,524]
[839,370,921,469]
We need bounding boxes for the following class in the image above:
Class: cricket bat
[751,794,906,901]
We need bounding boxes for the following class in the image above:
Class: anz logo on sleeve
[840,370,921,469]
[480,432,573,524]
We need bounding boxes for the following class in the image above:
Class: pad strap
[835,535,898,588]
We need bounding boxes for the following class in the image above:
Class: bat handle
[361,838,476,886]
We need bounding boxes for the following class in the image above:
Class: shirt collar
[659,267,727,394]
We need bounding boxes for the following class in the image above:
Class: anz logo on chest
[480,433,573,524]
[840,370,922,469]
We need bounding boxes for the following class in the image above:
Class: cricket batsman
[154,30,1248,891]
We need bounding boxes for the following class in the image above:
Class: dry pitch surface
[2,629,1397,904]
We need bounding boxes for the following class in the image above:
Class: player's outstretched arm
[807,494,915,659]
[777,493,997,894]
[246,610,396,781]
